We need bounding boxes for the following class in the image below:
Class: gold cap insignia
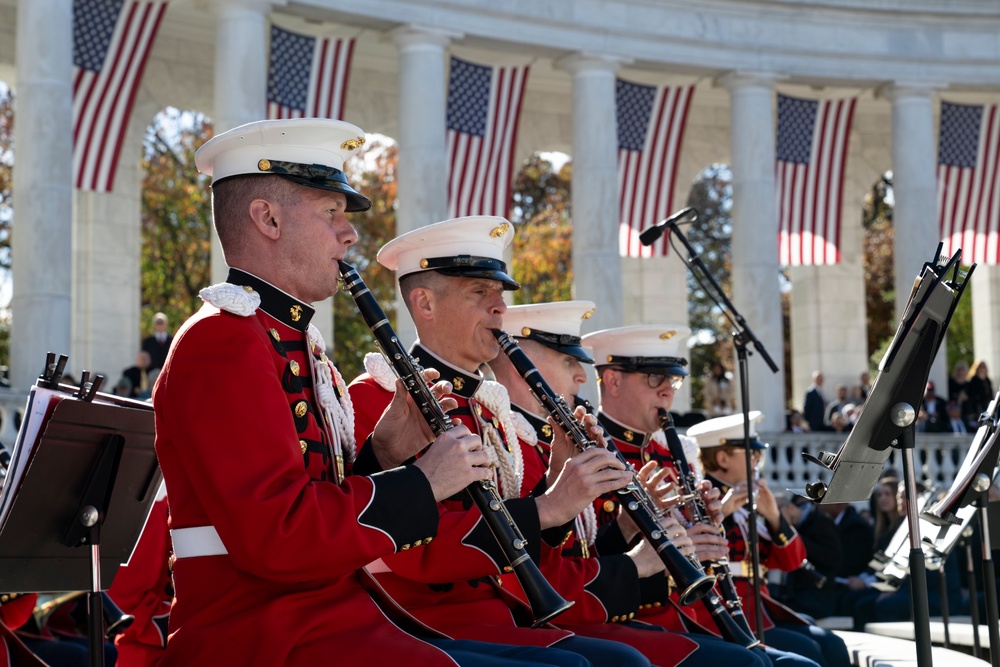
[521,327,532,337]
[582,308,595,320]
[294,401,308,418]
[289,360,300,376]
[269,328,280,342]
[341,136,365,151]
[603,500,617,513]
[453,377,465,391]
[624,430,634,442]
[290,305,302,322]
[489,222,510,238]
[257,159,271,172]
[606,355,614,363]
[660,330,677,340]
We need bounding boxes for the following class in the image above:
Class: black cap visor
[422,255,520,291]
[257,158,372,212]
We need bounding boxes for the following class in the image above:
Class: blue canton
[447,58,492,136]
[777,95,818,164]
[267,25,314,111]
[73,0,123,71]
[939,102,982,168]
[616,79,656,152]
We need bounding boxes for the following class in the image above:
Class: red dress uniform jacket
[0,594,46,667]
[592,414,719,637]
[348,346,571,646]
[509,407,699,666]
[107,495,171,667]
[154,271,459,666]
[705,473,809,633]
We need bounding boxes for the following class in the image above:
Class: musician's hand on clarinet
[658,510,695,557]
[413,425,493,502]
[636,462,684,513]
[536,448,631,529]
[720,482,750,517]
[627,537,667,578]
[686,522,730,562]
[371,373,457,469]
[754,477,781,528]
[700,481,725,526]
[545,407,606,488]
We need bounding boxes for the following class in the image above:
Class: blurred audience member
[917,381,948,433]
[786,409,810,433]
[824,384,850,428]
[703,361,737,416]
[120,351,151,400]
[804,371,827,432]
[966,359,995,427]
[140,312,173,373]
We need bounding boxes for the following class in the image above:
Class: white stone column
[559,53,628,335]
[720,72,785,431]
[71,110,145,383]
[972,267,1000,378]
[208,0,277,284]
[885,83,947,389]
[11,0,73,389]
[390,26,457,347]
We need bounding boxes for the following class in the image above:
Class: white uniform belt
[726,560,767,578]
[171,526,228,558]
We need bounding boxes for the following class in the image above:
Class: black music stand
[799,247,973,667]
[922,389,1000,667]
[0,355,160,667]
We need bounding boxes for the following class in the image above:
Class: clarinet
[658,409,762,649]
[338,262,572,627]
[492,328,716,606]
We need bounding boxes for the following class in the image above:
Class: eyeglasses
[645,373,685,390]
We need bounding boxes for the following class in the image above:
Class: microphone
[639,207,698,247]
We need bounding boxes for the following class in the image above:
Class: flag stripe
[937,101,1000,264]
[616,81,695,258]
[445,57,530,218]
[72,1,166,192]
[267,26,354,121]
[776,94,855,266]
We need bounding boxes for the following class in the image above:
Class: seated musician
[348,216,652,667]
[489,301,773,667]
[691,412,850,667]
[151,117,556,667]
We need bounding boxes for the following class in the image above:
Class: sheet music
[0,386,63,531]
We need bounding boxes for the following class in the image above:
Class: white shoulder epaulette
[198,283,260,316]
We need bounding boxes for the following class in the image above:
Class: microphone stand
[647,211,780,642]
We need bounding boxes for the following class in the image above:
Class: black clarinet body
[658,409,762,649]
[337,262,572,627]
[492,328,715,606]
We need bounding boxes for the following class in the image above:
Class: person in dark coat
[140,312,173,372]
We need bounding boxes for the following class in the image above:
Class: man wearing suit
[140,312,173,372]
[919,381,950,433]
[803,371,827,432]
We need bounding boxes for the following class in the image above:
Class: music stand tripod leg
[977,497,1000,667]
[892,404,934,667]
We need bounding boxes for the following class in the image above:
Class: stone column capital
[388,24,463,51]
[716,70,786,92]
[199,0,286,15]
[876,81,947,103]
[555,52,632,76]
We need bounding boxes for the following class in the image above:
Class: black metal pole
[939,567,950,649]
[893,407,933,667]
[736,340,765,643]
[978,499,1000,667]
[966,535,983,659]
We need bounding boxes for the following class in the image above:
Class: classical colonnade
[7,0,1000,429]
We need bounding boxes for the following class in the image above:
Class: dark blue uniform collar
[227,268,315,332]
[596,411,652,449]
[409,343,483,399]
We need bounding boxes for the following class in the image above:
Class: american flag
[775,94,856,266]
[938,101,1000,264]
[616,80,694,258]
[267,26,355,120]
[446,57,529,218]
[73,0,167,192]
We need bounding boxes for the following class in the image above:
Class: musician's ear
[248,198,281,240]
[409,286,435,322]
[602,368,623,396]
